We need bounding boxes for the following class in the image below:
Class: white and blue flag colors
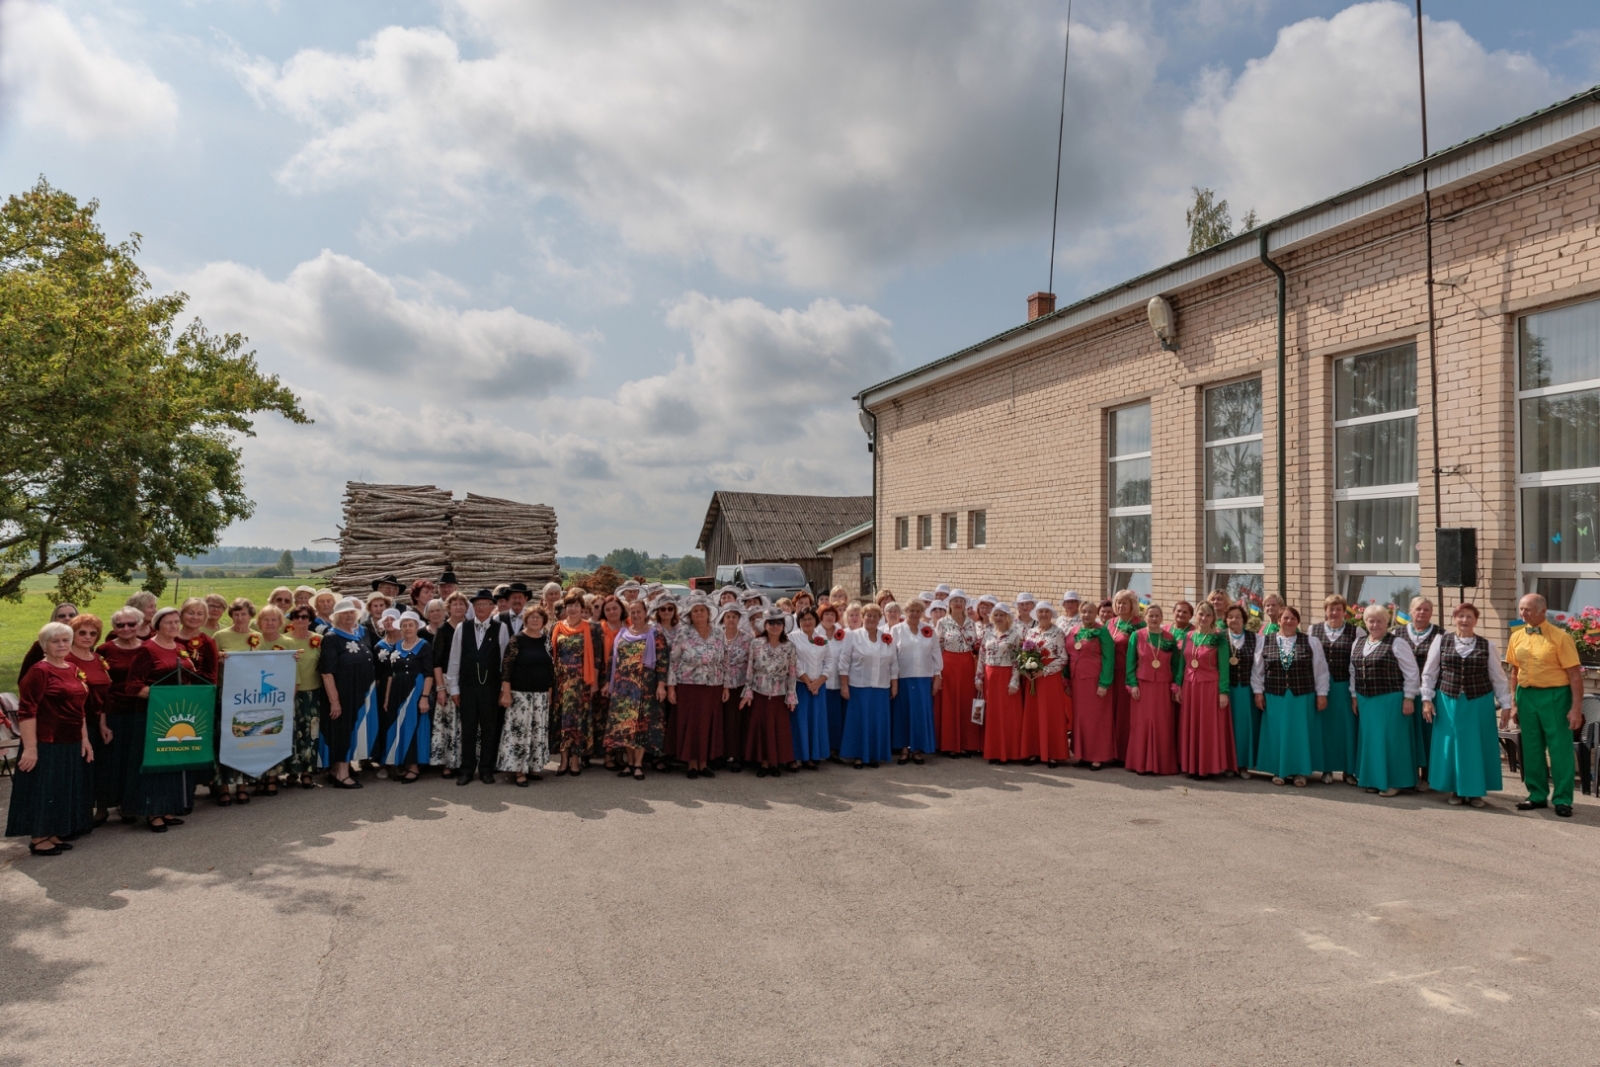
[382,643,432,766]
[218,650,297,777]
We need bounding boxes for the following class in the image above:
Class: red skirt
[1125,680,1179,774]
[1112,675,1132,762]
[722,692,749,762]
[1178,672,1238,776]
[670,683,725,764]
[981,666,1026,762]
[744,693,795,765]
[936,650,983,753]
[1020,673,1071,761]
[1071,671,1117,763]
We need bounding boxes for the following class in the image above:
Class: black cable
[1047,0,1074,296]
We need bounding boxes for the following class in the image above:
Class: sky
[2,0,1597,558]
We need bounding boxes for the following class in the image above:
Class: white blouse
[825,627,851,690]
[842,626,899,689]
[1249,632,1331,696]
[792,628,833,682]
[890,621,943,679]
[1349,635,1421,698]
[1419,634,1513,707]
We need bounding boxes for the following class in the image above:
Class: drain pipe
[1259,229,1287,598]
[859,401,878,595]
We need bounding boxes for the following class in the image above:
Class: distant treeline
[559,549,704,582]
[177,546,339,566]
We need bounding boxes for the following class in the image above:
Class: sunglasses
[112,622,141,629]
[75,628,100,636]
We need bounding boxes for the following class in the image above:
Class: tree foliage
[1186,187,1259,255]
[0,178,307,602]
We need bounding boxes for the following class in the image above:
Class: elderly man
[438,571,460,602]
[1504,593,1585,817]
[446,589,512,786]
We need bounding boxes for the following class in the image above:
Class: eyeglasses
[75,629,99,637]
[112,622,140,629]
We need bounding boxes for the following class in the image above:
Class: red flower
[920,625,934,638]
[248,633,262,649]
[309,634,322,648]
[811,634,826,646]
[881,632,893,644]
[833,628,845,641]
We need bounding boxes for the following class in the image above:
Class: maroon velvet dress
[1177,634,1238,777]
[1124,629,1179,775]
[1111,622,1139,762]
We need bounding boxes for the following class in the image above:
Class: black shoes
[457,771,473,786]
[1517,800,1548,810]
[1556,804,1574,817]
[480,771,495,784]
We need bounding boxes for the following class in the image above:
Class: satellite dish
[858,409,875,435]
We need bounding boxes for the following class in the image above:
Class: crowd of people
[4,571,1587,857]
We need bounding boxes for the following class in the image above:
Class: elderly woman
[1349,603,1420,797]
[126,608,197,830]
[293,586,317,611]
[1251,607,1330,787]
[312,590,339,633]
[126,591,159,639]
[498,605,553,785]
[407,578,437,613]
[1020,601,1071,767]
[1174,602,1236,779]
[280,606,324,788]
[1206,589,1233,627]
[1397,596,1439,783]
[242,605,305,795]
[666,596,725,779]
[17,602,80,682]
[840,603,897,769]
[976,603,1025,765]
[211,598,273,803]
[175,598,220,684]
[883,601,904,630]
[203,594,228,633]
[1125,604,1179,776]
[789,608,833,771]
[591,596,626,768]
[1309,594,1360,785]
[266,586,295,619]
[741,610,798,777]
[1420,603,1512,807]
[430,592,469,779]
[380,611,433,782]
[718,603,755,771]
[552,591,599,776]
[817,604,849,760]
[608,598,669,780]
[66,615,114,825]
[1223,604,1260,771]
[97,608,148,821]
[650,598,682,771]
[7,622,95,855]
[1069,600,1116,769]
[213,598,258,653]
[933,591,980,757]
[319,598,377,789]
[887,599,940,765]
[1109,590,1144,764]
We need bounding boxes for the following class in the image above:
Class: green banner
[141,684,217,773]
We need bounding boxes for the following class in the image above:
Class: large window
[1518,299,1600,617]
[1109,402,1152,596]
[1204,378,1264,599]
[1333,343,1420,609]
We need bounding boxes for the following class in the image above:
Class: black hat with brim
[507,582,532,596]
[371,573,402,591]
[469,588,497,603]
[439,571,459,585]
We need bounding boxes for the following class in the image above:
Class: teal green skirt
[1318,681,1357,774]
[1256,692,1316,778]
[1428,691,1502,798]
[1410,705,1432,770]
[1229,686,1257,770]
[1354,692,1416,791]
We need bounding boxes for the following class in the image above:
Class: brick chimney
[1027,291,1056,321]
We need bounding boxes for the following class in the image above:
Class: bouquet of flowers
[1016,639,1047,693]
[1558,606,1600,664]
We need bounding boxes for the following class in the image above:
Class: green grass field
[1,575,321,690]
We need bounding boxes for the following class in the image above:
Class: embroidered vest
[1263,633,1315,697]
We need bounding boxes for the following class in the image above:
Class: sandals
[897,755,910,765]
[632,767,645,781]
[400,772,420,784]
[1378,788,1399,798]
[1271,777,1286,786]
[913,755,925,765]
[1293,776,1308,788]
[616,767,632,778]
[515,775,529,787]
[1468,797,1487,808]
[215,790,233,807]
[234,789,250,805]
[300,775,315,789]
[1321,772,1334,784]
[1447,794,1465,805]
[259,782,278,797]
[332,776,363,789]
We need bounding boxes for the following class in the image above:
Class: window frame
[1202,376,1265,596]
[969,509,987,549]
[1107,401,1152,594]
[1330,343,1421,598]
[894,516,909,550]
[943,513,959,551]
[917,514,933,550]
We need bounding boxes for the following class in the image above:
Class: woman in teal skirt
[1309,595,1360,785]
[1420,603,1512,808]
[1223,605,1259,772]
[1396,597,1438,785]
[1349,604,1419,797]
[1250,606,1329,787]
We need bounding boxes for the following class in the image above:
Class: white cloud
[0,0,178,141]
[177,251,590,398]
[1182,1,1565,220]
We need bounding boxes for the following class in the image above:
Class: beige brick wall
[823,532,874,599]
[870,138,1600,635]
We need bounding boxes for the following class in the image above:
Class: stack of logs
[319,483,558,595]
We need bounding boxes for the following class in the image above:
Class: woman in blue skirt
[1349,604,1419,797]
[839,603,897,768]
[1223,605,1259,772]
[889,598,940,765]
[1250,606,1329,787]
[789,608,833,770]
[820,603,849,761]
[1420,603,1512,808]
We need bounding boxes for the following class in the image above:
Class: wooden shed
[696,492,874,594]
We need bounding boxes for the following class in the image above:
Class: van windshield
[743,564,806,588]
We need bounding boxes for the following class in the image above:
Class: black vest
[1263,633,1316,696]
[1437,635,1492,700]
[1352,632,1406,697]
[1227,631,1255,689]
[1311,622,1358,679]
[1396,625,1437,674]
[458,617,504,689]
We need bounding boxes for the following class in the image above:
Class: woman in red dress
[1019,602,1071,766]
[934,591,980,756]
[976,604,1025,764]
[1069,601,1116,768]
[1109,591,1143,762]
[1175,602,1238,779]
[1124,604,1179,775]
[5,622,95,855]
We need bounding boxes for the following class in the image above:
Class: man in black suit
[446,589,510,785]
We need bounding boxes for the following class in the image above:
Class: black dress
[317,627,376,764]
[382,638,434,764]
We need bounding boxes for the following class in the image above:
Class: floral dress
[552,626,594,754]
[607,627,669,752]
[431,623,462,769]
[498,632,552,775]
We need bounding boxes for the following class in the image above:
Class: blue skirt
[1354,691,1417,791]
[1229,686,1257,770]
[1256,692,1316,778]
[1318,681,1357,774]
[890,677,937,753]
[840,686,892,762]
[1428,691,1502,798]
[790,684,831,762]
[826,688,846,754]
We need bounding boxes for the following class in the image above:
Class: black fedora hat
[371,573,402,591]
[438,571,459,585]
[506,582,532,596]
[469,588,497,603]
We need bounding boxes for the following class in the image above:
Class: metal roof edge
[856,85,1600,410]
[817,519,873,554]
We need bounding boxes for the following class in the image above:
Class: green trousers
[1517,685,1576,807]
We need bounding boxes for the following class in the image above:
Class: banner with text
[142,685,218,773]
[218,650,296,777]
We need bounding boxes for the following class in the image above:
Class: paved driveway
[1,763,1592,1065]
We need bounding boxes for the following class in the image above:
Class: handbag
[970,697,985,725]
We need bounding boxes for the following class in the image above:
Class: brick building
[857,88,1600,634]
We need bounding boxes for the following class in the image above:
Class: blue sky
[2,0,1596,557]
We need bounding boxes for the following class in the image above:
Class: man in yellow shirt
[1504,594,1585,817]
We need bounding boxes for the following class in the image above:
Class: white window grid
[943,513,958,550]
[1203,400,1265,586]
[1332,375,1419,583]
[1514,333,1600,594]
[1108,403,1152,590]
